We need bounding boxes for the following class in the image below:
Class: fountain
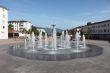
[31,32,36,52]
[8,26,103,61]
[61,31,65,48]
[44,32,48,49]
[24,39,27,49]
[82,34,86,48]
[38,30,43,48]
[65,30,71,48]
[27,34,31,47]
[52,24,57,50]
[74,29,82,52]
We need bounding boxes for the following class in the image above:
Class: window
[104,29,106,32]
[3,26,5,29]
[104,24,106,27]
[20,25,23,26]
[2,15,5,18]
[93,26,95,28]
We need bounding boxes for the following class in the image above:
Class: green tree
[42,32,45,36]
[30,25,39,36]
[8,24,15,38]
[22,28,27,33]
[27,29,31,34]
[8,24,14,30]
[87,22,92,25]
[57,32,62,36]
[87,27,92,39]
[68,29,76,39]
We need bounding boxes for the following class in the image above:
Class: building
[8,20,32,32]
[82,20,110,40]
[0,5,8,39]
[37,28,46,33]
[8,20,32,37]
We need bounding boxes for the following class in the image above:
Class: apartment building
[0,5,8,39]
[8,20,32,37]
[8,20,32,32]
[82,20,110,40]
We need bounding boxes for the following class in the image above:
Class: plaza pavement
[0,39,23,46]
[0,39,110,73]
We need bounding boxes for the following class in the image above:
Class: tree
[68,29,76,39]
[87,27,92,39]
[27,29,31,34]
[42,32,45,36]
[80,29,83,40]
[57,32,62,36]
[30,25,39,36]
[80,29,83,36]
[22,28,27,34]
[8,24,14,30]
[8,24,15,38]
[87,22,92,25]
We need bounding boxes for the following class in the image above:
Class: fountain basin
[8,44,103,61]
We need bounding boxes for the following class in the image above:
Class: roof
[8,20,32,23]
[0,5,8,10]
[84,19,110,27]
[72,19,110,29]
[93,20,110,25]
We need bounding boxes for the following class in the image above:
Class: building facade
[0,6,8,39]
[37,28,46,33]
[8,20,32,32]
[8,20,32,37]
[82,20,110,40]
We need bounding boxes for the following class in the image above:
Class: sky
[0,0,110,29]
